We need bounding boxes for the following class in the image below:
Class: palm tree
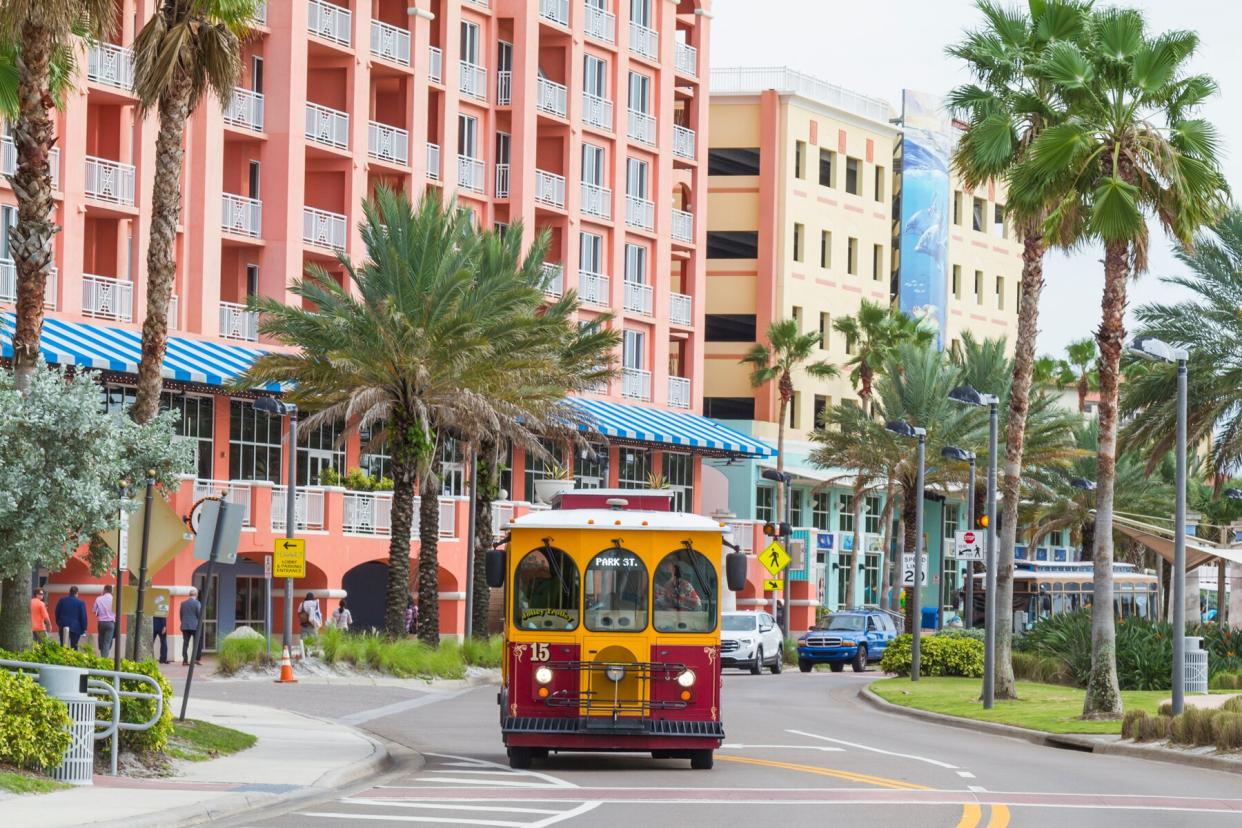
[1018,8,1227,717]
[948,0,1092,700]
[832,299,933,415]
[1056,337,1098,414]
[741,320,838,528]
[129,0,260,424]
[241,191,615,644]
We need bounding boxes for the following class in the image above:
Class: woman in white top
[331,599,353,631]
[299,592,323,636]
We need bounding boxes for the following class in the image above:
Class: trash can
[921,606,939,630]
[1185,636,1209,694]
[34,664,95,786]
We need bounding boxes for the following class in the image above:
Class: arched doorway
[342,561,389,632]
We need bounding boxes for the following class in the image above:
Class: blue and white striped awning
[1,313,280,391]
[569,397,776,458]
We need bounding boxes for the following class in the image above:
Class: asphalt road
[214,668,1242,828]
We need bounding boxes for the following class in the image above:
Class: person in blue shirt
[55,586,89,650]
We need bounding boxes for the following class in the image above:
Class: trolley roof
[507,508,730,534]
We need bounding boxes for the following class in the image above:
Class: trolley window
[584,548,648,632]
[653,548,718,633]
[513,547,580,631]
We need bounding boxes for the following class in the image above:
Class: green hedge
[879,633,984,678]
[0,671,72,770]
[1125,699,1242,751]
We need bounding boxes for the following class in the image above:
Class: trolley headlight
[605,665,626,683]
[534,666,554,685]
[676,669,696,688]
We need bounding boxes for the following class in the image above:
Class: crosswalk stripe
[341,800,565,815]
[410,777,558,787]
[303,813,524,826]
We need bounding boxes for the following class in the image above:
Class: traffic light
[762,521,792,538]
[976,514,989,529]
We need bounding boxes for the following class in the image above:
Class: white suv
[720,611,783,674]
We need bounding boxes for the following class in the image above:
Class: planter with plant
[533,461,574,504]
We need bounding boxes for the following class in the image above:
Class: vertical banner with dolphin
[897,90,951,349]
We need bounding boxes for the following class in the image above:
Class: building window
[623,328,646,372]
[812,492,831,530]
[708,147,760,176]
[523,437,566,502]
[460,19,481,64]
[845,157,860,195]
[847,237,858,275]
[838,493,854,533]
[580,231,604,274]
[574,444,610,489]
[358,421,390,481]
[624,242,648,285]
[818,149,834,187]
[972,197,985,232]
[793,222,804,262]
[820,230,832,268]
[953,191,962,225]
[794,140,806,179]
[790,489,805,527]
[705,313,757,341]
[993,204,1008,238]
[864,495,881,534]
[627,70,652,115]
[996,275,1006,311]
[583,53,607,100]
[944,503,960,539]
[791,305,803,331]
[874,166,885,201]
[818,312,830,349]
[440,437,466,497]
[788,391,801,429]
[664,451,694,512]
[756,485,775,523]
[813,394,829,428]
[229,400,283,483]
[582,143,606,187]
[618,447,651,488]
[706,230,759,259]
[974,270,984,305]
[458,113,479,158]
[845,333,856,355]
[952,264,961,299]
[626,156,649,199]
[164,392,215,480]
[872,244,884,281]
[704,397,755,419]
[296,419,346,486]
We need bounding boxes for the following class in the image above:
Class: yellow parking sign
[272,538,306,579]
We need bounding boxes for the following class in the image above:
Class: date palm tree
[129,0,261,424]
[1017,7,1227,716]
[1056,337,1098,414]
[832,299,933,416]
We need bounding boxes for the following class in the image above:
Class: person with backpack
[299,592,323,637]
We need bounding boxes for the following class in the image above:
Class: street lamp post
[886,419,926,681]
[1130,337,1189,715]
[949,385,999,709]
[254,396,299,651]
[942,447,976,629]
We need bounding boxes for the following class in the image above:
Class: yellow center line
[955,803,983,828]
[717,754,933,791]
[986,804,1011,828]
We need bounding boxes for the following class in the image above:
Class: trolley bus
[485,489,747,770]
[968,560,1159,631]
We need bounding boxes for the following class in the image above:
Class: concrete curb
[859,685,1242,776]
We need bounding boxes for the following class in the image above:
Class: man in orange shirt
[31,587,51,643]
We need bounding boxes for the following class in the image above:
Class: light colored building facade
[2,0,775,649]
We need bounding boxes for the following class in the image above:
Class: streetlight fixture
[942,446,976,629]
[761,467,793,633]
[886,419,926,681]
[949,384,1000,709]
[253,395,299,651]
[1130,336,1189,714]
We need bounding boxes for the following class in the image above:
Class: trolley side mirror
[485,549,506,588]
[725,552,748,592]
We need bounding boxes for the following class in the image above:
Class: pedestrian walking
[152,615,169,664]
[94,584,117,657]
[298,592,323,636]
[331,598,352,631]
[30,588,51,644]
[180,588,203,665]
[405,596,418,635]
[55,586,88,650]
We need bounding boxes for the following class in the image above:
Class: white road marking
[411,777,558,787]
[302,813,523,826]
[337,687,477,726]
[957,771,976,779]
[424,752,579,789]
[428,769,546,776]
[785,729,960,769]
[968,785,988,792]
[341,800,564,815]
[720,743,845,752]
[531,802,602,828]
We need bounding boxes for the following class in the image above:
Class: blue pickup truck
[796,609,898,673]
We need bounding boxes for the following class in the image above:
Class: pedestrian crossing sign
[761,541,790,576]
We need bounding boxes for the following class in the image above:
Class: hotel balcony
[167,293,179,330]
[539,0,570,26]
[537,77,568,118]
[305,102,350,151]
[671,208,694,244]
[0,260,56,307]
[459,61,487,101]
[541,263,563,298]
[496,70,512,106]
[622,367,652,401]
[252,1,267,26]
[629,22,658,60]
[580,182,612,220]
[457,156,485,193]
[87,43,133,91]
[82,274,133,322]
[584,4,616,43]
[623,280,653,316]
[627,108,656,146]
[582,92,613,132]
[219,301,259,342]
[426,143,441,181]
[307,0,352,48]
[1,138,60,189]
[675,41,698,77]
[428,47,443,83]
[579,271,609,308]
[534,169,566,209]
[223,87,264,132]
[302,206,347,252]
[668,376,691,409]
[670,291,692,327]
[221,193,262,238]
[673,125,696,160]
[625,194,654,231]
[494,163,510,199]
[84,156,136,206]
[370,20,411,66]
[368,121,409,166]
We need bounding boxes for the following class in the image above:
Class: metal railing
[307,0,352,48]
[579,270,609,307]
[496,70,512,105]
[622,367,652,401]
[582,92,613,131]
[426,143,441,180]
[627,108,656,145]
[428,46,443,83]
[493,163,510,198]
[368,120,409,166]
[537,77,568,117]
[223,86,264,131]
[725,519,761,555]
[82,275,132,322]
[253,0,267,25]
[534,169,566,208]
[219,301,259,342]
[668,376,690,409]
[167,294,179,330]
[459,61,487,100]
[584,4,616,43]
[625,194,654,231]
[192,479,254,527]
[670,291,692,326]
[305,101,350,150]
[2,137,61,189]
[671,208,694,243]
[221,193,262,237]
[673,124,695,160]
[675,41,698,77]
[629,21,659,59]
[370,19,411,66]
[457,155,484,192]
[302,206,347,251]
[84,156,135,206]
[271,486,326,532]
[343,491,393,535]
[540,0,570,25]
[623,279,652,316]
[541,262,563,298]
[87,43,133,90]
[580,182,611,219]
[0,260,56,307]
[710,66,893,124]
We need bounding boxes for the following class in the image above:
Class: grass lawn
[166,719,257,762]
[871,676,1170,735]
[0,768,68,795]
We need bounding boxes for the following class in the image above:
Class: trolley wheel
[507,747,533,769]
[750,647,763,675]
[770,646,783,674]
[829,662,845,673]
[852,645,868,673]
[690,749,714,770]
[798,659,812,673]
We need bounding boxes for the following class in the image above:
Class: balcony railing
[223,87,264,132]
[84,156,135,206]
[221,193,262,237]
[584,4,616,43]
[219,300,259,342]
[582,92,613,131]
[668,376,691,409]
[625,194,654,231]
[675,41,698,77]
[623,279,653,316]
[343,491,393,536]
[368,120,409,166]
[534,169,566,208]
[459,61,487,101]
[1,138,59,189]
[253,1,267,26]
[87,43,133,91]
[494,163,510,198]
[457,155,484,193]
[370,20,411,66]
[541,262,563,298]
[673,124,695,160]
[627,108,656,145]
[192,480,253,528]
[629,21,658,60]
[0,260,56,307]
[270,486,326,533]
[307,0,352,48]
[580,182,611,220]
[671,208,694,243]
[305,101,350,150]
[82,275,132,322]
[167,293,179,330]
[537,77,568,117]
[428,46,443,83]
[579,271,609,307]
[426,143,441,180]
[496,70,512,105]
[622,367,652,401]
[302,206,347,251]
[539,0,570,25]
[670,291,692,326]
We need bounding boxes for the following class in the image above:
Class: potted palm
[533,461,574,505]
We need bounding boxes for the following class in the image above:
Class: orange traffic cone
[275,645,298,684]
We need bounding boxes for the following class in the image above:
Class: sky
[709,0,1238,358]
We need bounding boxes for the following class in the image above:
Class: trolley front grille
[503,715,724,739]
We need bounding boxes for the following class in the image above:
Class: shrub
[1137,715,1172,742]
[1011,651,1075,686]
[937,627,986,642]
[218,635,271,675]
[461,636,503,669]
[1121,709,1146,739]
[1019,610,1173,690]
[1217,713,1242,752]
[1210,672,1242,691]
[1223,695,1242,714]
[879,634,983,678]
[0,671,72,770]
[317,627,466,679]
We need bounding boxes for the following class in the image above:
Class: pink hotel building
[5,0,775,645]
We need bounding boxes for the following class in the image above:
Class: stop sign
[963,531,976,544]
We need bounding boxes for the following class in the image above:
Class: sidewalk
[2,696,390,828]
